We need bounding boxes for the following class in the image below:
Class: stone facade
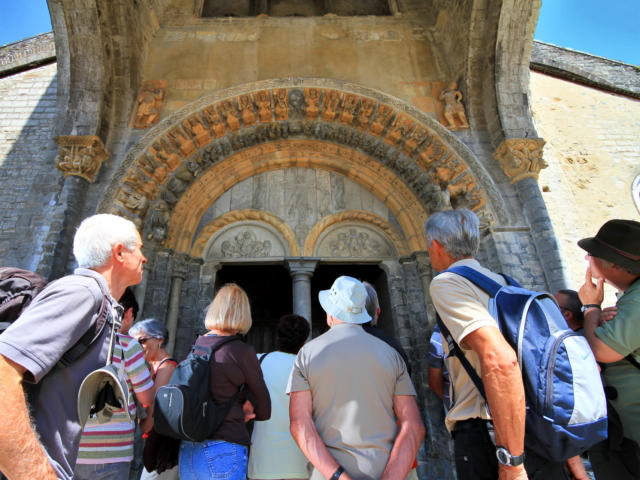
[3,2,637,478]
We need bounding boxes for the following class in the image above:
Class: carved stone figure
[288,89,305,117]
[438,82,470,130]
[238,94,257,126]
[322,90,341,121]
[385,113,414,147]
[369,104,393,136]
[183,114,212,148]
[339,94,358,125]
[494,138,547,182]
[54,135,109,183]
[273,89,289,121]
[137,154,168,184]
[118,188,149,215]
[254,90,272,122]
[357,98,376,129]
[304,88,321,119]
[147,200,170,242]
[203,106,227,138]
[219,100,241,131]
[403,126,430,155]
[150,139,181,171]
[123,169,159,198]
[329,228,383,257]
[220,230,272,258]
[133,80,168,129]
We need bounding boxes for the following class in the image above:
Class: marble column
[165,253,190,355]
[286,259,318,335]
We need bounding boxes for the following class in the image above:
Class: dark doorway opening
[311,264,392,338]
[216,264,292,353]
[214,262,393,353]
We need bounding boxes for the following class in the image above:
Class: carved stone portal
[494,138,547,183]
[133,80,168,129]
[54,135,109,183]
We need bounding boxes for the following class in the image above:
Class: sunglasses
[137,337,154,345]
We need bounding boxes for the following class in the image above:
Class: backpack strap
[444,266,504,297]
[57,274,112,369]
[435,313,487,402]
[626,354,640,371]
[259,352,271,365]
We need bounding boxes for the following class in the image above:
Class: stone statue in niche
[238,94,257,126]
[304,88,321,119]
[439,82,470,130]
[203,106,227,138]
[147,200,170,242]
[133,80,168,129]
[220,230,272,258]
[329,228,383,257]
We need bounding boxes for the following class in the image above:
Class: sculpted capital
[54,135,109,183]
[494,138,547,183]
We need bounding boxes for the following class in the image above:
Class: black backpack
[153,336,245,442]
[0,267,110,369]
[0,267,47,333]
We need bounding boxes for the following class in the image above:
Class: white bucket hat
[318,276,371,325]
[77,364,131,427]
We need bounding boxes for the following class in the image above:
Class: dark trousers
[589,437,640,480]
[452,419,569,480]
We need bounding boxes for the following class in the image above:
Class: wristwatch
[581,304,601,312]
[496,446,525,467]
[330,466,344,480]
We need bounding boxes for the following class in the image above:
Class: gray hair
[129,318,167,344]
[362,281,380,326]
[424,208,480,260]
[73,214,140,269]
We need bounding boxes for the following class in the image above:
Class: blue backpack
[436,266,607,462]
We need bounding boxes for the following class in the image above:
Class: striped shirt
[76,334,153,464]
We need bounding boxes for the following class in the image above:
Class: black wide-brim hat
[578,219,640,272]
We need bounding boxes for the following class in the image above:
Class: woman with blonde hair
[178,283,271,480]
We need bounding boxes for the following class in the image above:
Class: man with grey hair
[425,208,566,480]
[288,275,425,480]
[0,214,147,480]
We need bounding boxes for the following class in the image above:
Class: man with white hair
[287,275,425,480]
[425,208,567,480]
[0,214,147,480]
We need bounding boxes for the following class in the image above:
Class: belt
[452,418,492,436]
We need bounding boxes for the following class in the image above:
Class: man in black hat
[577,219,640,480]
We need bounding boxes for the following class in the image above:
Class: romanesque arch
[98,78,510,255]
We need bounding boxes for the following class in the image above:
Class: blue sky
[0,0,638,66]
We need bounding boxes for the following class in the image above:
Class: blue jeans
[179,439,248,480]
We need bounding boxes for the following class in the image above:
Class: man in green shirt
[578,219,640,480]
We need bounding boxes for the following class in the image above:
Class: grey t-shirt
[0,268,119,480]
[287,323,416,480]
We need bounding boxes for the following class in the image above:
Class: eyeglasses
[137,337,153,345]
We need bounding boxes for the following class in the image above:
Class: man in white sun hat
[287,275,425,480]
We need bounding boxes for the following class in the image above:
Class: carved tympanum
[494,138,547,183]
[221,230,272,258]
[54,135,109,183]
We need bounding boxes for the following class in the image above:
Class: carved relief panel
[204,222,288,260]
[314,224,396,258]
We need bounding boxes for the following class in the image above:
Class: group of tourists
[0,208,638,480]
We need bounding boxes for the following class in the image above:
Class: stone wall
[531,70,640,305]
[0,62,62,274]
